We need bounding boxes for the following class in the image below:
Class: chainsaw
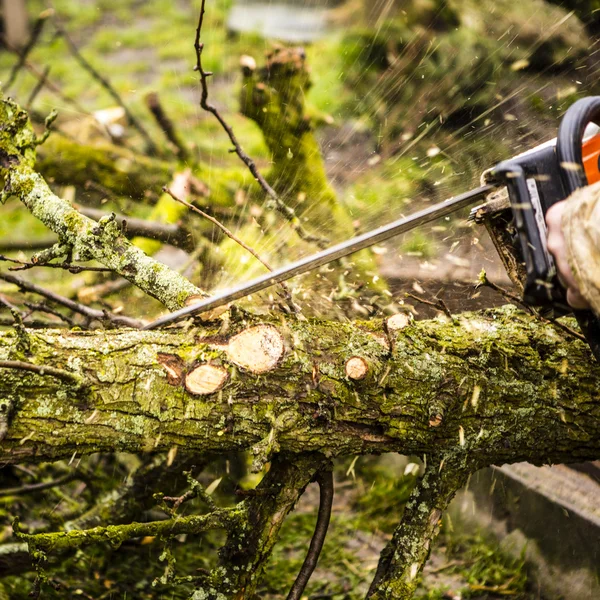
[144,96,600,360]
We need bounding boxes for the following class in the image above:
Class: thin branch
[13,508,238,554]
[23,301,81,328]
[164,186,298,313]
[405,292,452,319]
[145,92,189,160]
[54,23,158,154]
[2,9,53,92]
[0,271,142,329]
[164,186,273,270]
[286,469,334,600]
[193,1,327,248]
[0,360,83,387]
[0,472,79,498]
[2,44,89,116]
[26,65,51,109]
[0,254,113,274]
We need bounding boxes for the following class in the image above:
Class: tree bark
[2,307,599,467]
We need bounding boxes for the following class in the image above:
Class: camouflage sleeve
[562,181,600,315]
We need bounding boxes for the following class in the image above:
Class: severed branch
[54,22,158,154]
[286,468,334,600]
[193,0,328,248]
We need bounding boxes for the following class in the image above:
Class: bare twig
[193,1,327,248]
[406,292,452,319]
[0,360,83,386]
[286,469,334,600]
[2,43,89,116]
[23,301,80,328]
[0,271,142,329]
[145,92,189,160]
[54,23,158,153]
[26,65,51,109]
[2,9,53,92]
[0,254,112,274]
[0,472,79,498]
[164,186,272,270]
[164,186,298,313]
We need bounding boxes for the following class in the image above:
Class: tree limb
[0,97,203,311]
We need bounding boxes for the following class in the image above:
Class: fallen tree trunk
[2,307,598,466]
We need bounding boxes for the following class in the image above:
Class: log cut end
[185,364,229,395]
[345,356,369,380]
[226,325,284,374]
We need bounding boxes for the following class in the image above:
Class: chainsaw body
[477,96,600,359]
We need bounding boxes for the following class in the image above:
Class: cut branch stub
[386,313,412,334]
[185,364,229,395]
[157,353,184,386]
[345,356,369,381]
[224,325,284,374]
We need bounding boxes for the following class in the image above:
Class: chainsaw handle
[557,96,600,192]
[556,96,600,362]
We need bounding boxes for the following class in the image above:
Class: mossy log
[2,305,599,466]
[36,133,249,210]
[1,307,599,598]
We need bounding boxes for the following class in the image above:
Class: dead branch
[0,271,142,328]
[164,185,298,313]
[193,0,328,248]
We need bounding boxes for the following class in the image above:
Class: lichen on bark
[0,96,203,311]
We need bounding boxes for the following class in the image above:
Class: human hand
[546,201,590,309]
